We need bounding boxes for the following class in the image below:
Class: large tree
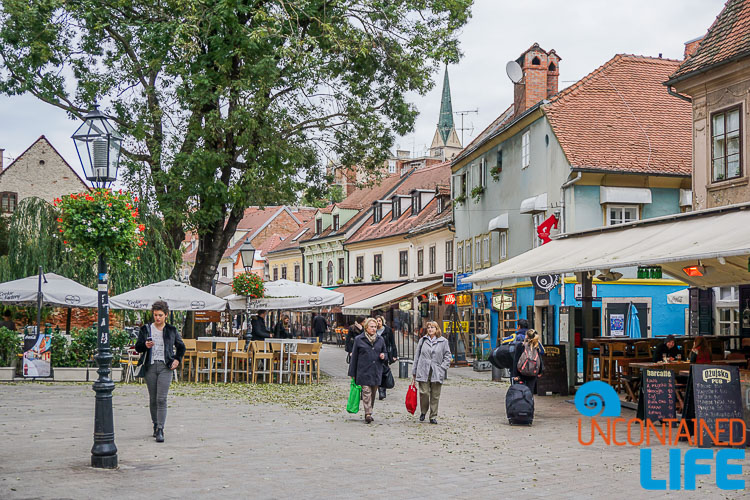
[0,0,472,291]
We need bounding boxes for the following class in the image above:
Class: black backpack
[506,383,534,425]
[489,343,519,370]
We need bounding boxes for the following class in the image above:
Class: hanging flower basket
[232,272,265,298]
[55,189,145,262]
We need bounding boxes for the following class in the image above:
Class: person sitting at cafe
[274,314,292,339]
[652,334,681,362]
[0,310,16,331]
[689,336,712,364]
[250,310,272,341]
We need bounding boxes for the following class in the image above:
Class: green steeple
[437,67,454,144]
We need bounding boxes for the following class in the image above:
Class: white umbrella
[109,279,226,311]
[0,272,97,307]
[226,279,344,311]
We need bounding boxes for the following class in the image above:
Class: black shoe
[378,388,386,400]
[365,415,373,424]
[419,413,426,422]
[155,428,164,442]
[153,424,158,437]
[429,418,438,424]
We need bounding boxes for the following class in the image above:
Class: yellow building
[265,224,310,282]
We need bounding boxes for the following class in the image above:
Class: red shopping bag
[405,383,417,414]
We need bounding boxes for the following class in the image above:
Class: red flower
[57,218,63,223]
[134,196,139,202]
[107,203,112,207]
[138,224,145,231]
[58,229,63,233]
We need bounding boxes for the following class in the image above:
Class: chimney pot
[684,36,704,59]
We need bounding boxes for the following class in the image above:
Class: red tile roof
[256,233,285,256]
[267,222,313,254]
[236,206,284,230]
[346,162,452,244]
[544,54,692,176]
[668,0,750,81]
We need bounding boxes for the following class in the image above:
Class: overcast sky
[0,0,726,177]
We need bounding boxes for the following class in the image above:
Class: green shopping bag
[347,378,362,414]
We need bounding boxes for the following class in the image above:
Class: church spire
[437,67,454,144]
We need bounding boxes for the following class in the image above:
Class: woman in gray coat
[412,321,452,424]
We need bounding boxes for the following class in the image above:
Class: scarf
[365,330,377,345]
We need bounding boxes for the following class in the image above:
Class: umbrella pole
[65,307,72,335]
[36,266,43,338]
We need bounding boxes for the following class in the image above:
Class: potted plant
[371,274,381,281]
[470,185,485,201]
[336,278,344,285]
[0,327,21,381]
[454,193,466,206]
[352,276,363,283]
[472,341,492,372]
[232,271,265,298]
[53,328,126,382]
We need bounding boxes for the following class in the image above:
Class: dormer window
[316,218,322,235]
[333,214,340,231]
[411,192,420,216]
[372,203,382,223]
[392,198,401,220]
[437,196,443,214]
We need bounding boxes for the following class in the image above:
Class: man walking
[312,312,328,344]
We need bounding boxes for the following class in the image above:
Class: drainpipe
[559,172,582,234]
[667,85,692,103]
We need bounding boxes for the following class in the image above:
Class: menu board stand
[536,344,569,396]
[636,368,676,423]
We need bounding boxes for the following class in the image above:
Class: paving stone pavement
[0,345,746,499]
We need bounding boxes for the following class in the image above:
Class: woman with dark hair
[376,315,398,400]
[689,336,712,364]
[135,300,185,443]
[274,314,292,339]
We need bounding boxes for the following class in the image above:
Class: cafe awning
[342,279,442,316]
[466,203,750,288]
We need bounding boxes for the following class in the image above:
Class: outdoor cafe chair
[601,341,628,391]
[290,343,315,384]
[181,339,197,380]
[251,341,273,383]
[585,340,601,382]
[230,340,250,382]
[120,347,140,384]
[195,340,217,383]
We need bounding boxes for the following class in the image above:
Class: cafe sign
[492,293,514,311]
[398,300,411,311]
[456,294,472,307]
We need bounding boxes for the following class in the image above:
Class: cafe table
[197,336,239,383]
[265,338,314,383]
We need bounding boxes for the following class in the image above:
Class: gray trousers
[145,361,172,429]
[361,385,378,416]
[418,369,443,418]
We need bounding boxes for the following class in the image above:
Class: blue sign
[456,273,473,291]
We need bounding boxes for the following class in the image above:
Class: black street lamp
[239,238,255,272]
[211,271,219,336]
[72,105,121,469]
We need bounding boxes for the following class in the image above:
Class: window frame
[606,204,640,226]
[332,214,340,231]
[373,254,382,277]
[475,237,481,267]
[456,242,463,272]
[281,266,287,280]
[499,231,508,260]
[411,192,420,215]
[294,264,300,282]
[532,213,544,248]
[478,158,486,188]
[417,248,424,276]
[317,261,323,284]
[338,258,345,281]
[464,239,472,271]
[399,250,409,277]
[0,192,17,214]
[327,260,334,286]
[710,105,742,183]
[356,256,364,279]
[429,245,436,274]
[316,218,322,235]
[445,240,453,272]
[392,198,401,220]
[308,262,314,284]
[521,130,530,169]
[272,267,278,281]
[482,235,490,265]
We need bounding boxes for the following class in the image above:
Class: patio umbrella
[109,279,226,311]
[626,303,642,339]
[226,279,344,311]
[0,272,97,308]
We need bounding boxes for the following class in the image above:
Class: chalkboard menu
[681,364,744,448]
[740,370,750,447]
[536,345,568,396]
[636,369,676,422]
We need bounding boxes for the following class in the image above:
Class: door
[605,303,649,338]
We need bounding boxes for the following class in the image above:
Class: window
[308,263,313,284]
[272,267,278,281]
[437,196,443,214]
[411,193,420,215]
[711,106,742,182]
[282,266,287,279]
[373,254,382,277]
[417,248,424,276]
[478,158,486,188]
[333,214,340,231]
[500,231,507,260]
[606,205,639,226]
[717,308,740,336]
[356,256,364,278]
[222,267,228,277]
[399,250,408,277]
[327,261,334,286]
[521,130,530,168]
[460,172,467,197]
[373,203,382,223]
[456,242,463,272]
[429,245,436,274]
[294,264,300,282]
[475,237,481,267]
[465,240,472,271]
[317,261,323,284]
[316,218,322,235]
[392,198,401,219]
[496,149,503,173]
[388,159,397,174]
[445,241,453,271]
[532,213,544,248]
[0,192,17,213]
[482,235,490,265]
[337,258,344,281]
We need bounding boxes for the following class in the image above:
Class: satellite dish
[506,60,523,83]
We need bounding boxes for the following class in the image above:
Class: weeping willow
[0,197,179,294]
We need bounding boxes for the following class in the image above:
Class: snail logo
[574,381,621,417]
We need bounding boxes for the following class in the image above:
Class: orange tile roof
[268,222,313,254]
[236,206,285,230]
[256,233,285,256]
[668,0,750,81]
[544,54,692,176]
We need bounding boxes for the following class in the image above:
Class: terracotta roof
[268,222,313,254]
[301,173,408,242]
[544,54,692,176]
[668,0,750,82]
[289,207,317,223]
[346,162,452,244]
[236,206,285,231]
[255,233,285,256]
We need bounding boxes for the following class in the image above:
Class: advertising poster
[609,313,625,336]
[23,328,51,378]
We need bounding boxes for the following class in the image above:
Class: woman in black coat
[376,315,398,400]
[347,317,387,424]
[510,329,544,394]
[274,315,292,339]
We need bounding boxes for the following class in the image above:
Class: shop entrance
[533,306,556,345]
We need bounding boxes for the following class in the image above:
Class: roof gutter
[666,85,692,103]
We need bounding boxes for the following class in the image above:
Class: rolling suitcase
[505,382,534,425]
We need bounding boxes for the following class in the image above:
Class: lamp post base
[91,454,118,469]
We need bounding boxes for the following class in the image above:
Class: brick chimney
[684,36,704,59]
[0,148,4,171]
[513,43,560,116]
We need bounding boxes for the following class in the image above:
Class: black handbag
[381,363,395,389]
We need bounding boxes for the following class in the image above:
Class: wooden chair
[633,341,651,359]
[709,339,726,360]
[601,341,628,391]
[309,342,322,383]
[119,347,140,383]
[194,340,217,383]
[269,341,284,381]
[181,339,197,380]
[251,341,273,383]
[585,341,601,382]
[290,343,315,384]
[230,340,250,382]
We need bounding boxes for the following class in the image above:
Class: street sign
[456,272,473,291]
[444,293,456,305]
[195,311,222,323]
[428,292,438,303]
[443,272,455,287]
[443,321,469,334]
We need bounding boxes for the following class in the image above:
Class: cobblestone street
[0,346,745,499]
